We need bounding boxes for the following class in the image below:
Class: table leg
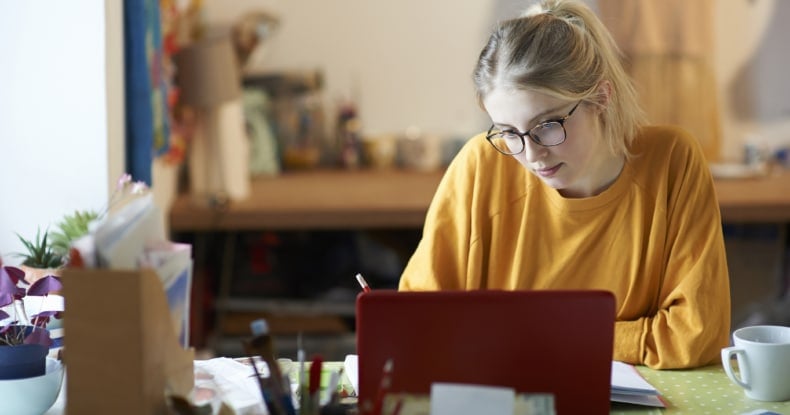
[781,224,790,298]
[190,232,208,349]
[212,232,238,348]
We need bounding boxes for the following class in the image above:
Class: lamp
[176,33,250,206]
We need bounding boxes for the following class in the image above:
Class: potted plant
[50,210,100,258]
[0,265,62,380]
[14,228,65,284]
[13,211,97,280]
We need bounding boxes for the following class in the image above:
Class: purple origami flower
[27,275,62,297]
[0,266,26,308]
[1,266,62,347]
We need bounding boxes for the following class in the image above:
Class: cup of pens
[243,319,349,415]
[297,357,347,412]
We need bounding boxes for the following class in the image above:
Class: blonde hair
[473,0,644,158]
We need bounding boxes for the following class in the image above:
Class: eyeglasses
[485,101,582,155]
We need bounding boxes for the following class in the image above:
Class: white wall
[0,0,124,265]
[202,0,788,161]
[201,0,497,139]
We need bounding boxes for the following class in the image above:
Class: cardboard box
[63,268,194,414]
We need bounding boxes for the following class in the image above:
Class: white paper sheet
[343,354,359,396]
[431,383,515,415]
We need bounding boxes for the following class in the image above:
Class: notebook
[355,290,616,415]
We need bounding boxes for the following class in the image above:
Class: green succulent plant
[50,209,100,256]
[15,228,65,269]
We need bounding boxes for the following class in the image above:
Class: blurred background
[1,0,789,359]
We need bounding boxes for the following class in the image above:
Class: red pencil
[309,355,323,415]
[356,273,371,293]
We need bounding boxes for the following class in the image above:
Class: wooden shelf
[170,169,445,231]
[171,168,790,232]
[713,170,790,222]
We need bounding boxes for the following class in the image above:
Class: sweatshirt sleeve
[614,131,731,369]
[399,142,479,291]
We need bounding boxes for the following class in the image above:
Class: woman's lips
[535,163,562,177]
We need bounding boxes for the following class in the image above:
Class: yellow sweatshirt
[399,125,731,369]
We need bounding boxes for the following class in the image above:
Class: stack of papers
[193,357,270,414]
[611,361,665,407]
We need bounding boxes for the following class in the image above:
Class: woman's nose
[520,139,548,163]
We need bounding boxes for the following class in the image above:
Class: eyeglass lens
[490,121,565,153]
[531,122,565,145]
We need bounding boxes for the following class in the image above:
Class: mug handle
[721,346,750,389]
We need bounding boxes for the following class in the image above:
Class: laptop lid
[355,289,615,415]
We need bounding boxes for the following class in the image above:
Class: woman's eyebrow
[492,103,568,130]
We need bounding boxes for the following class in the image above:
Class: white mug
[721,325,790,402]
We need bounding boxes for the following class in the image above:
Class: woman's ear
[593,80,613,111]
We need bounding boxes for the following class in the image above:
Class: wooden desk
[612,364,790,414]
[170,169,790,349]
[170,169,790,231]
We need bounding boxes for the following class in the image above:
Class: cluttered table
[45,359,790,414]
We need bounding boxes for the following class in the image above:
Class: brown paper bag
[62,268,195,414]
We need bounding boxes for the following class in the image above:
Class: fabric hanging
[124,0,170,185]
[599,0,721,161]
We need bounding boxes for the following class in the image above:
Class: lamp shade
[176,34,241,108]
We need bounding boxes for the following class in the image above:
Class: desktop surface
[44,358,790,414]
[613,364,790,414]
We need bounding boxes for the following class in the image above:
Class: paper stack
[611,361,665,407]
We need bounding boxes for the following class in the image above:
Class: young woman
[399,0,730,369]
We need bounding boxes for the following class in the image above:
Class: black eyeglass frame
[485,101,582,155]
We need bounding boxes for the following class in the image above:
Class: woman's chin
[536,174,568,190]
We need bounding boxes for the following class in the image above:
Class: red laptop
[355,290,616,415]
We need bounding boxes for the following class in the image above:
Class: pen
[390,397,405,415]
[298,332,308,414]
[249,320,286,395]
[356,273,371,293]
[246,354,286,415]
[372,358,393,415]
[325,367,342,406]
[248,319,295,415]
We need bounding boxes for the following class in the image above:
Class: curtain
[599,0,721,161]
